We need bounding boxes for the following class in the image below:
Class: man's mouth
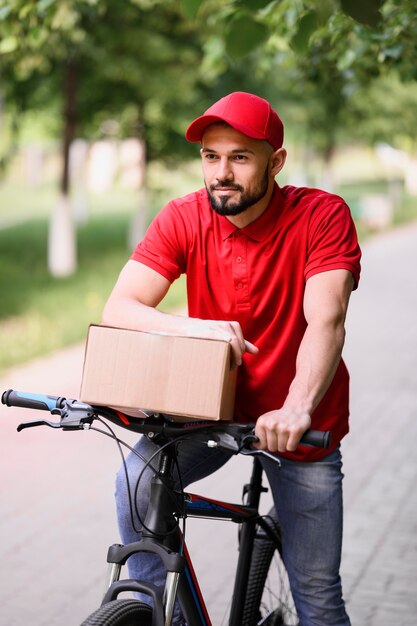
[211,185,242,192]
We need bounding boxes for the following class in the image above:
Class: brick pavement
[340,221,417,625]
[1,221,417,625]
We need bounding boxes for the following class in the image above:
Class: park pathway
[1,221,417,625]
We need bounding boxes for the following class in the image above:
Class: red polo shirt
[132,183,361,460]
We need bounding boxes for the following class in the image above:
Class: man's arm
[102,260,258,366]
[103,260,176,330]
[255,269,354,452]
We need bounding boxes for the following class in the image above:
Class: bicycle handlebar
[1,389,331,450]
[2,389,66,412]
[298,429,331,448]
[240,429,330,449]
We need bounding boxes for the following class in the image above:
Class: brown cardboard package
[80,325,237,421]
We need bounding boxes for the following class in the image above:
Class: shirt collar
[215,183,284,242]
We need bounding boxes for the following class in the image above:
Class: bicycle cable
[90,419,238,546]
[89,419,191,540]
[90,418,160,534]
[173,440,187,554]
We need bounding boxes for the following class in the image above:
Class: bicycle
[1,389,330,626]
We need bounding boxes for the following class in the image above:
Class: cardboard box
[80,325,237,421]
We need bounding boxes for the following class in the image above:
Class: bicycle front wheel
[80,599,152,626]
[242,507,299,626]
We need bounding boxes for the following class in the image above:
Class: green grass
[0,181,139,224]
[0,210,186,372]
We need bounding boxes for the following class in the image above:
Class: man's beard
[206,167,270,216]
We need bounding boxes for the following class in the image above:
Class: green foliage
[348,74,417,151]
[179,0,203,20]
[172,0,417,158]
[225,13,269,59]
[239,0,273,10]
[290,10,321,53]
[340,0,383,27]
[0,1,211,162]
[175,0,417,101]
[2,0,417,167]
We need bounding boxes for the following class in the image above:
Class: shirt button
[236,282,243,289]
[236,256,242,263]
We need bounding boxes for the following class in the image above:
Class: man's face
[200,124,274,217]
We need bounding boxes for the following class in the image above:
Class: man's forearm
[102,296,190,335]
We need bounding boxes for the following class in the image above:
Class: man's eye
[234,155,247,161]
[205,153,217,160]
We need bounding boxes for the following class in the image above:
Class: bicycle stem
[141,451,182,541]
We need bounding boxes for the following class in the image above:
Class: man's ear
[270,148,287,177]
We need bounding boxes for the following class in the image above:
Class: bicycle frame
[102,446,276,626]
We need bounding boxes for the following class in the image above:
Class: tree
[347,73,417,194]
[178,0,417,78]
[0,0,208,275]
[177,0,417,185]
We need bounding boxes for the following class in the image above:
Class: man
[103,91,361,625]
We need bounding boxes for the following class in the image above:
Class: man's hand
[186,318,258,368]
[254,408,311,453]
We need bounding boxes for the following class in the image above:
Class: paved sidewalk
[1,222,417,625]
[340,222,417,625]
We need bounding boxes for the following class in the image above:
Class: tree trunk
[320,139,336,192]
[128,113,149,250]
[404,153,417,196]
[70,138,89,225]
[48,59,77,277]
[61,59,77,196]
[129,182,149,251]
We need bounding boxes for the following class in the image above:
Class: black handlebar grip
[244,428,331,450]
[300,429,331,449]
[1,390,65,412]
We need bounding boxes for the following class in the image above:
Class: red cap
[186,92,284,150]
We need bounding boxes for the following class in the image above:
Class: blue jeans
[115,436,350,626]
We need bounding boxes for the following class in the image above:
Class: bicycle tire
[80,599,153,626]
[241,507,299,626]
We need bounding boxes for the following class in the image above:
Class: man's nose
[215,157,234,182]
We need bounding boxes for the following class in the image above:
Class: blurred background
[2,3,417,625]
[1,0,416,371]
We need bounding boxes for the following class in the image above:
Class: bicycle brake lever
[16,404,96,432]
[17,419,62,432]
[239,447,282,467]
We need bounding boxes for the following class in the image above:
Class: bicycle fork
[103,449,186,626]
